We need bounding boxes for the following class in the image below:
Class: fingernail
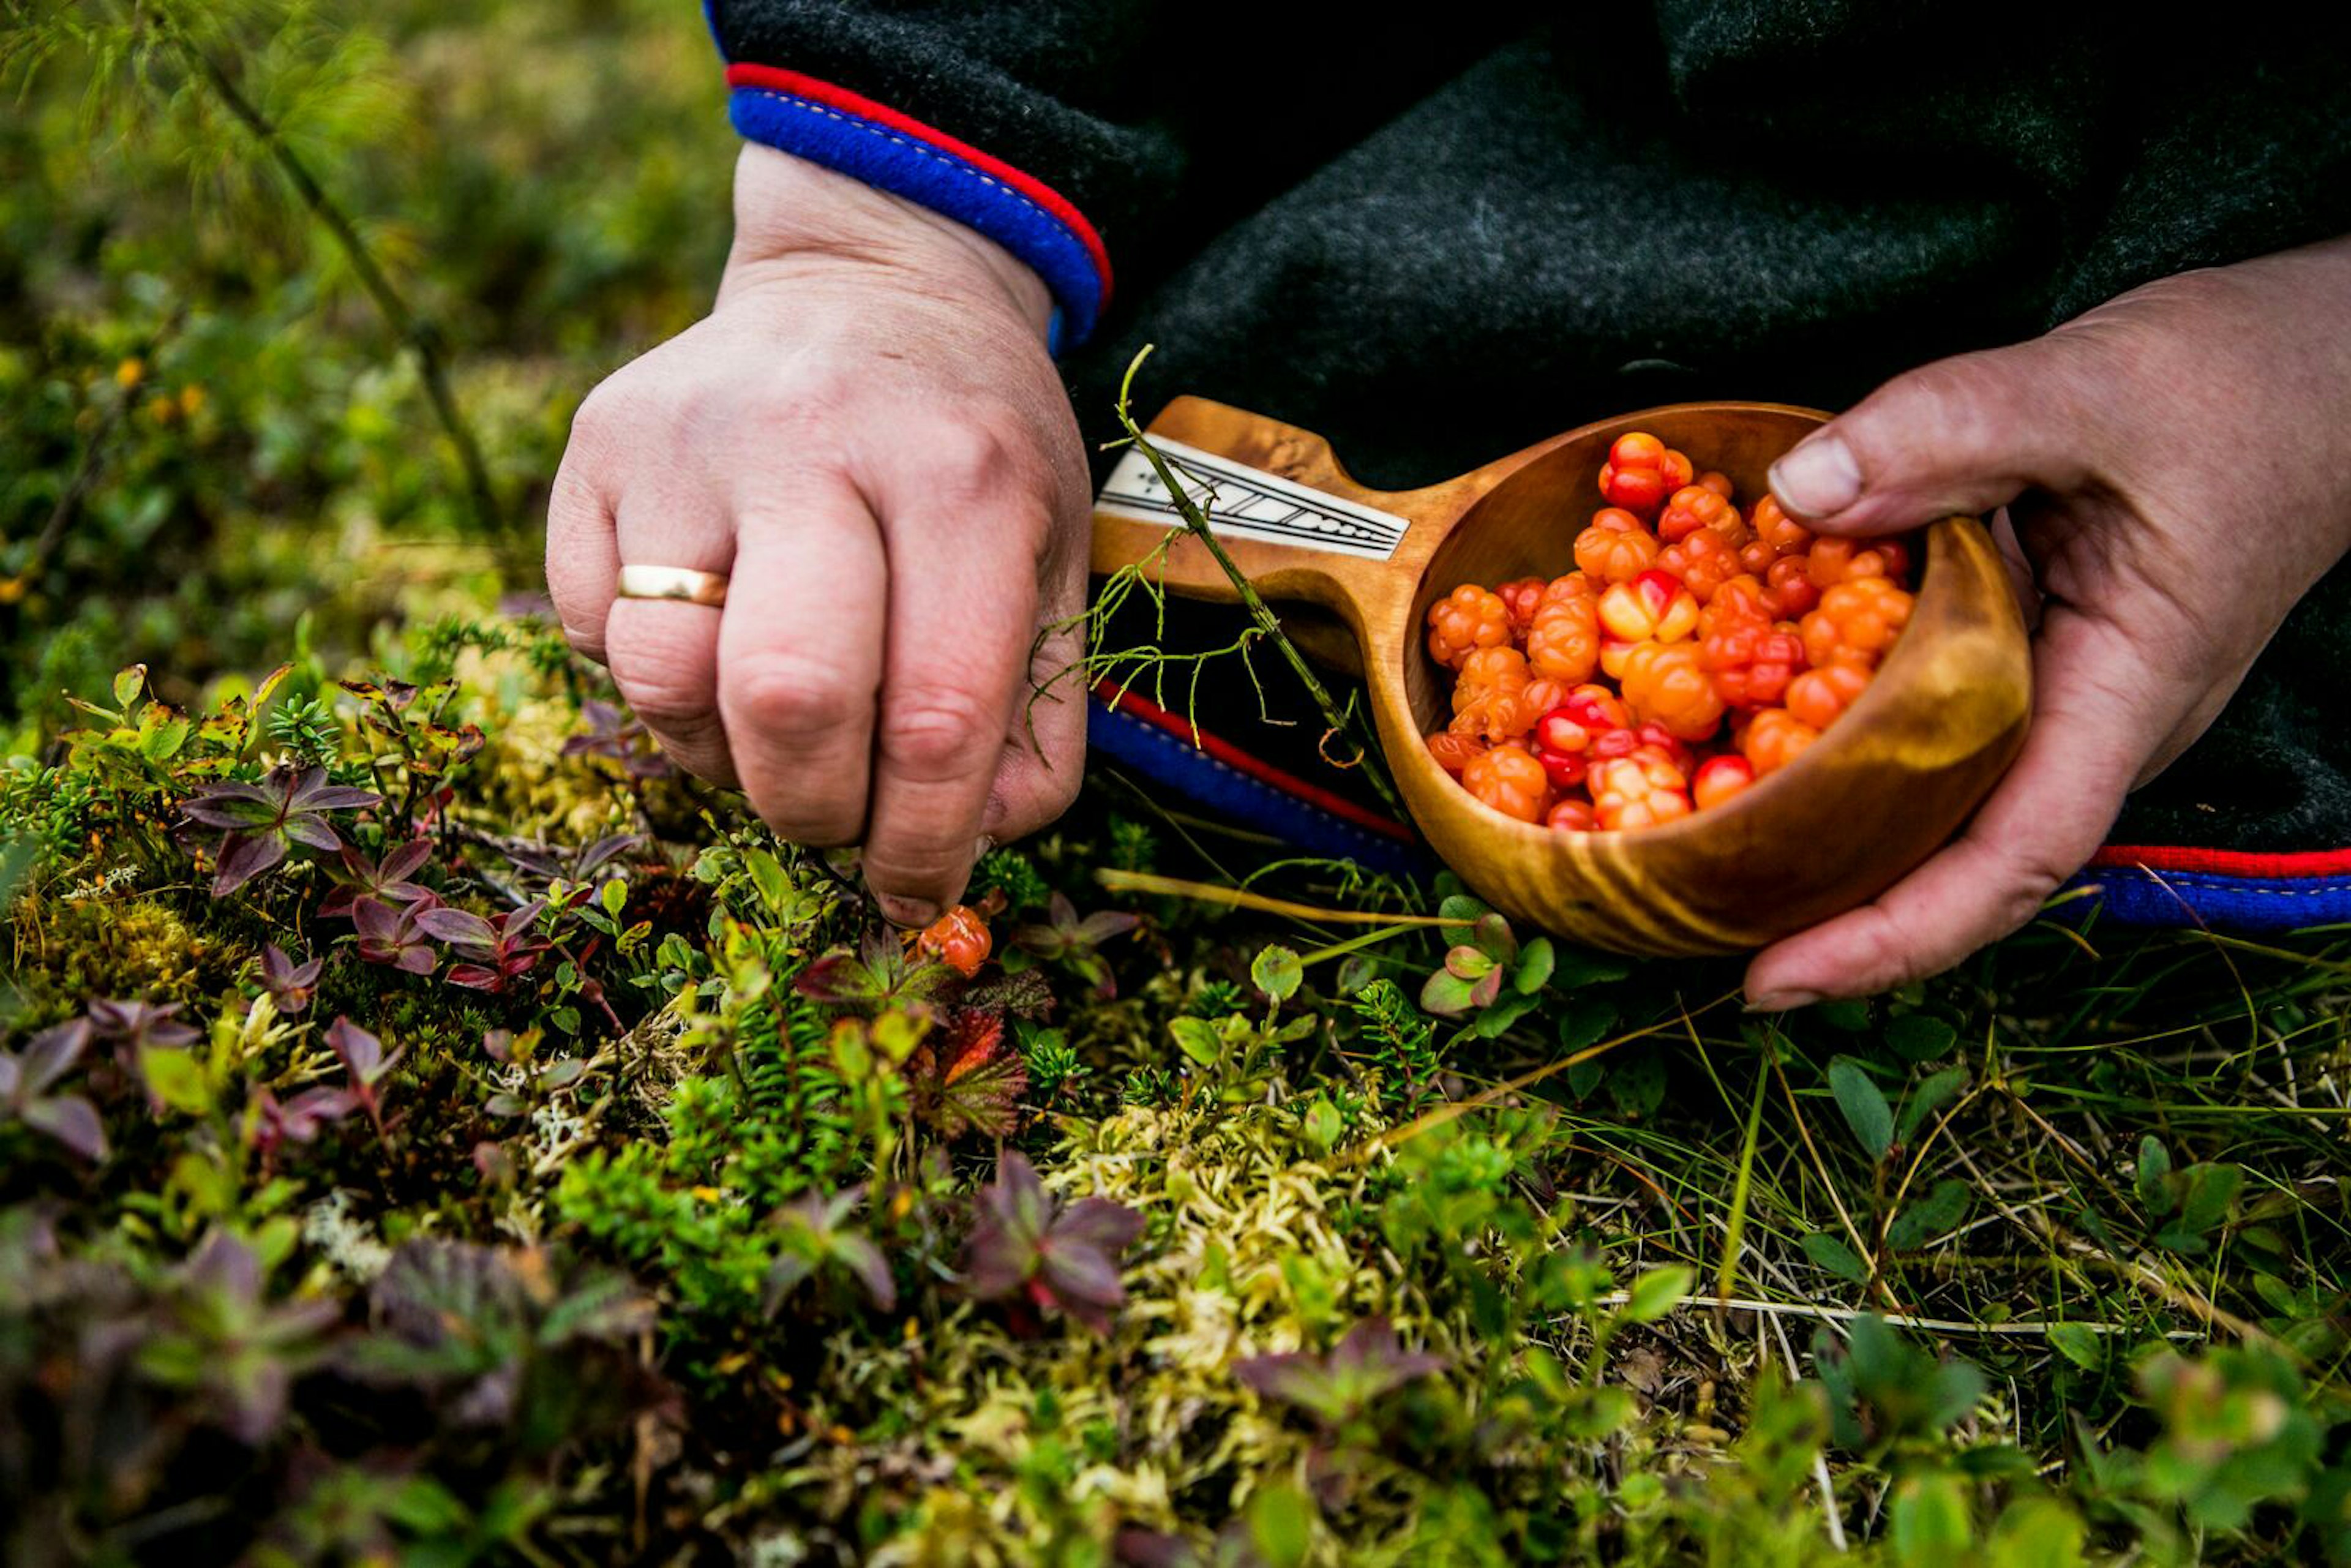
[874,891,939,929]
[1744,989,1821,1013]
[1768,434,1861,518]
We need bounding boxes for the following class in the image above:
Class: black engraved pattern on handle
[1095,437,1409,561]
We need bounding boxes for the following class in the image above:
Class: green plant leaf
[2173,1162,2242,1235]
[1607,1049,1667,1119]
[1896,1067,1969,1144]
[1622,1265,1692,1324]
[1250,945,1302,1003]
[2044,1322,2103,1371]
[1828,1057,1894,1162]
[1801,1232,1869,1283]
[1889,1471,1973,1566]
[1170,1016,1221,1068]
[1419,969,1477,1018]
[1886,1013,1958,1062]
[2135,1135,2173,1213]
[112,663,146,711]
[1557,997,1617,1053]
[1512,937,1554,994]
[1886,1178,1972,1251]
[1472,990,1541,1038]
[1245,1482,1313,1568]
[139,1046,212,1117]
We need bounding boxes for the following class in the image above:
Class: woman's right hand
[546,144,1093,927]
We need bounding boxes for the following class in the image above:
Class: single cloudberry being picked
[1589,749,1694,831]
[917,905,992,978]
[1573,509,1663,583]
[1461,742,1552,823]
[1427,583,1513,669]
[1618,642,1728,741]
[1701,617,1809,709]
[1742,708,1821,776]
[1654,528,1744,604]
[1750,494,1813,560]
[1526,580,1601,683]
[1599,569,1700,644]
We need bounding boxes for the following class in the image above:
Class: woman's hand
[546,146,1091,926]
[1745,235,2351,1008]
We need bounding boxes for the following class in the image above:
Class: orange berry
[917,905,992,978]
[1619,642,1728,742]
[1427,729,1487,776]
[1692,754,1757,812]
[1657,484,1747,546]
[1462,742,1552,823]
[1800,577,1916,669]
[1496,576,1548,637]
[1752,494,1813,559]
[1742,708,1821,775]
[1657,449,1695,494]
[1546,797,1598,832]
[1573,509,1662,583]
[1589,752,1694,831]
[1784,659,1875,730]
[1764,554,1822,620]
[1599,569,1700,643]
[1451,647,1540,741]
[1697,470,1736,500]
[1426,583,1513,670]
[1526,583,1601,683]
[1807,535,1914,588]
[1700,574,1774,636]
[1655,528,1744,604]
[1700,618,1809,710]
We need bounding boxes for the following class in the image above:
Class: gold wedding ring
[615,564,729,607]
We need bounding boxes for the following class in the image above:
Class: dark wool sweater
[709,1,2351,861]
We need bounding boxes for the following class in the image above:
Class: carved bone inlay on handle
[1096,435,1410,561]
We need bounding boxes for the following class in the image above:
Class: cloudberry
[1655,528,1744,603]
[1427,729,1487,776]
[1526,584,1601,683]
[1462,743,1551,823]
[1496,576,1548,637]
[1701,618,1809,709]
[1573,509,1662,583]
[917,906,992,978]
[1590,751,1694,831]
[1742,708,1821,775]
[1801,577,1916,669]
[1657,484,1747,546]
[1785,659,1874,730]
[1546,797,1597,832]
[1599,570,1701,643]
[1692,754,1757,812]
[1427,584,1513,669]
[1764,555,1822,620]
[1696,470,1735,500]
[1751,494,1813,560]
[1452,647,1540,742]
[1807,535,1913,588]
[1618,642,1728,742]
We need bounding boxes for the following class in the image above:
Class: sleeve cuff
[722,64,1114,351]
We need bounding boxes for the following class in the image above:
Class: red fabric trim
[2088,844,2351,877]
[1092,681,1419,846]
[722,63,1113,305]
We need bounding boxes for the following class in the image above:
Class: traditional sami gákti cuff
[722,64,1113,353]
[2063,844,2351,931]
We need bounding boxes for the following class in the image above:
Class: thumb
[1768,337,2101,536]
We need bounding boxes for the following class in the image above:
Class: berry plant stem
[1114,347,1403,815]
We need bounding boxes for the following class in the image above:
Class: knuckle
[726,653,868,742]
[879,687,998,776]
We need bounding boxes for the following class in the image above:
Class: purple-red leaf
[962,1152,1142,1335]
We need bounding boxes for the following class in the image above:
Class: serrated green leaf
[1828,1057,1894,1161]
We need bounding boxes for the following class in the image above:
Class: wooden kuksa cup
[1091,399,2031,956]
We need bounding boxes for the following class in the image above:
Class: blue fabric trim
[1087,703,1430,878]
[727,86,1104,348]
[2062,866,2351,931]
